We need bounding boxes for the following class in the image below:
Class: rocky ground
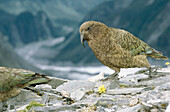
[0,66,170,112]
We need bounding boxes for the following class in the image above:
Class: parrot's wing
[112,28,168,59]
[0,67,49,93]
[113,28,147,56]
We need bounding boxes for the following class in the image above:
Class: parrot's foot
[147,66,162,78]
[0,102,8,112]
[101,72,119,82]
[136,66,162,78]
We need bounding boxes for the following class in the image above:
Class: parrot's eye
[87,27,90,31]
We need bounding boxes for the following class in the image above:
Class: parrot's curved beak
[80,31,86,48]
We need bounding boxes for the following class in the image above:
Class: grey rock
[106,88,145,95]
[56,80,95,101]
[96,99,118,108]
[155,82,170,91]
[101,105,118,112]
[130,98,139,106]
[166,103,170,112]
[95,79,119,90]
[1,67,170,112]
[35,84,52,91]
[157,68,170,73]
[120,73,149,83]
[56,80,95,92]
[47,76,68,89]
[42,92,63,106]
[96,98,130,108]
[88,72,105,82]
[33,105,80,112]
[7,89,42,106]
[73,97,100,106]
[138,75,170,86]
[147,99,169,108]
[138,89,170,110]
[70,88,86,101]
[117,104,143,112]
[3,89,42,112]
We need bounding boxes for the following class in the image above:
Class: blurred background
[0,0,169,80]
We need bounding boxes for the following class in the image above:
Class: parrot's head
[79,21,107,48]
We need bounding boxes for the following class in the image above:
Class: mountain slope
[0,9,62,47]
[0,0,107,27]
[0,0,108,47]
[0,33,48,73]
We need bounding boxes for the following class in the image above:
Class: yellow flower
[98,85,106,94]
[165,62,170,66]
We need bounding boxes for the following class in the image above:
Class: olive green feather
[113,28,168,60]
[0,67,49,93]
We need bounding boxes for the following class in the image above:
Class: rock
[166,103,170,112]
[88,72,105,82]
[100,106,117,112]
[47,76,68,89]
[106,88,145,95]
[147,99,168,108]
[130,98,139,106]
[43,92,62,106]
[70,88,86,101]
[35,84,52,91]
[120,73,149,83]
[138,86,170,112]
[96,99,118,108]
[95,79,119,90]
[1,67,170,111]
[155,82,170,91]
[138,74,170,86]
[31,105,80,112]
[56,80,95,101]
[117,104,143,112]
[1,89,42,112]
[56,80,95,92]
[60,90,70,98]
[157,67,170,73]
[73,97,100,106]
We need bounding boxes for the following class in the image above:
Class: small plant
[18,101,44,112]
[97,85,106,94]
[165,62,170,67]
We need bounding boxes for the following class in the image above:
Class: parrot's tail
[18,73,50,87]
[147,48,168,60]
[27,73,50,85]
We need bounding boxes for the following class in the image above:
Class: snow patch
[15,37,65,61]
[35,64,114,74]
[35,64,145,80]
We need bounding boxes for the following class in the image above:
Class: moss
[18,101,44,112]
[119,84,129,88]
